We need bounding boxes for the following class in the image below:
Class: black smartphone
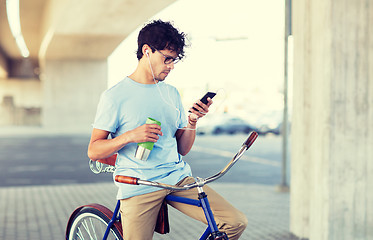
[189,91,216,112]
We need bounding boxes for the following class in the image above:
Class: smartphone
[189,91,216,112]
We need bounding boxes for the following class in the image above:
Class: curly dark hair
[136,20,188,60]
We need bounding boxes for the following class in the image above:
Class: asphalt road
[0,132,288,187]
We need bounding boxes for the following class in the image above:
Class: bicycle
[65,131,258,240]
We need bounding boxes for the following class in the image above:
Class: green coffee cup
[134,117,161,160]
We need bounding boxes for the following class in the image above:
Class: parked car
[197,114,258,135]
[258,122,282,135]
[254,110,284,135]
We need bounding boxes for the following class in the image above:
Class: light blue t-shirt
[93,77,192,199]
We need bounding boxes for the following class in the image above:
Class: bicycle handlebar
[115,131,259,191]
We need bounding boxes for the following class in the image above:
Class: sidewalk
[0,126,92,137]
[0,127,293,239]
[0,182,292,240]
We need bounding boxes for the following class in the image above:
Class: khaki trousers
[120,177,248,240]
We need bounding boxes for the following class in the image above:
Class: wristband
[188,115,198,126]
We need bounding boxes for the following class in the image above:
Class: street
[0,132,287,187]
[0,132,292,240]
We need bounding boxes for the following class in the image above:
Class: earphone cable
[147,53,226,132]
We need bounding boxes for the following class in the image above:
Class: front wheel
[67,207,123,240]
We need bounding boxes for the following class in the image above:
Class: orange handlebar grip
[244,131,258,148]
[115,175,139,185]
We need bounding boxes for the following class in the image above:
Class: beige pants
[120,177,248,240]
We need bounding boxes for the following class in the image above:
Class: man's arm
[88,124,163,161]
[175,116,197,156]
[176,98,213,156]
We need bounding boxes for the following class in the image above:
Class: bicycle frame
[103,201,121,240]
[80,131,258,240]
[103,185,225,240]
[165,190,226,240]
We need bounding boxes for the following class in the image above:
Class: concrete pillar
[42,59,107,131]
[36,0,176,131]
[0,51,7,78]
[290,0,373,239]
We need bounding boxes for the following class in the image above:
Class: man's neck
[129,64,157,85]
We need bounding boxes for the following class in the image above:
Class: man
[88,20,247,240]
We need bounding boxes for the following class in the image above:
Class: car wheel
[213,128,223,134]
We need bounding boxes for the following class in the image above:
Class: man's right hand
[128,123,163,143]
[88,124,162,161]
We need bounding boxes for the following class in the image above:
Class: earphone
[145,49,149,56]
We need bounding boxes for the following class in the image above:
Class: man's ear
[142,44,151,57]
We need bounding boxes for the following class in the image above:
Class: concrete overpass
[0,0,175,129]
[0,0,372,240]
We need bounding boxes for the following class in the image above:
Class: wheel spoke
[82,219,96,240]
[68,209,122,240]
[88,218,98,240]
[76,226,84,240]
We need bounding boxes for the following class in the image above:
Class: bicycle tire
[67,207,123,240]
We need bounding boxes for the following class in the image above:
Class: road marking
[8,165,48,173]
[191,146,281,167]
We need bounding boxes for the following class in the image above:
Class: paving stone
[0,182,291,240]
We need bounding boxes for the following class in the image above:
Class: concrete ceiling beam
[39,0,176,60]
